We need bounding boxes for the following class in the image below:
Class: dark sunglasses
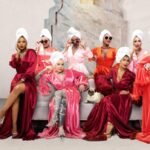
[71,39,80,43]
[105,36,112,40]
[41,40,48,44]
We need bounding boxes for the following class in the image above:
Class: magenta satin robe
[38,69,88,138]
[0,49,37,140]
[83,67,137,141]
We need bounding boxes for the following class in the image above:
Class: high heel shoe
[104,122,114,138]
[58,127,65,140]
[0,117,4,125]
[12,131,18,138]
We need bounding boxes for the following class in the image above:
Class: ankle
[0,109,6,118]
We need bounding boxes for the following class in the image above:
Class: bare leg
[12,98,19,136]
[104,122,114,138]
[0,83,25,120]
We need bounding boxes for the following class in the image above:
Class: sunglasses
[71,39,80,43]
[105,36,112,40]
[134,40,141,43]
[41,40,48,44]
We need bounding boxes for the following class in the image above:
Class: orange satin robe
[91,47,117,75]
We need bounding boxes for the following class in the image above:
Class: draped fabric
[83,67,137,141]
[0,49,37,140]
[133,55,150,143]
[38,69,88,138]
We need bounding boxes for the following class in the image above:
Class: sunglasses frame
[104,36,113,40]
[40,40,48,44]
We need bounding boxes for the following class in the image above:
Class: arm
[72,70,88,91]
[9,54,21,69]
[20,50,37,81]
[88,48,97,61]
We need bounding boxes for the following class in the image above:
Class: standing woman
[35,28,56,82]
[91,30,117,94]
[132,54,150,143]
[129,29,148,73]
[63,27,94,91]
[35,29,56,106]
[0,28,37,140]
[83,47,136,141]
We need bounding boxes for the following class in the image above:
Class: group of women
[0,27,150,144]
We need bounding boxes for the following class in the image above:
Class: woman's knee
[13,84,25,94]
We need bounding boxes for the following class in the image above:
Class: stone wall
[45,0,128,50]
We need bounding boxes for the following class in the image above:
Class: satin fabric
[83,67,136,141]
[91,47,117,75]
[64,46,93,76]
[133,55,150,143]
[0,49,37,140]
[35,47,55,74]
[128,50,147,73]
[38,69,88,138]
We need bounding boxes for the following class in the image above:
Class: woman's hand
[79,84,86,92]
[64,40,72,51]
[46,66,53,72]
[15,47,20,59]
[80,40,87,50]
[120,90,129,95]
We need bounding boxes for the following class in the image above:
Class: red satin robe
[0,49,37,140]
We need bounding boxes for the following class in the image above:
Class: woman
[63,27,94,91]
[0,28,37,140]
[132,54,150,143]
[35,28,56,81]
[38,51,88,138]
[35,29,56,112]
[91,30,117,94]
[129,29,148,73]
[92,29,117,76]
[64,27,93,76]
[83,47,136,141]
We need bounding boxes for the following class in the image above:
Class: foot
[58,126,65,138]
[0,117,4,125]
[12,129,18,138]
[0,110,5,125]
[104,122,114,138]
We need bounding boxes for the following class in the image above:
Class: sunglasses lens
[105,36,112,40]
[41,40,48,44]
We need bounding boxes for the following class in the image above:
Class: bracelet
[20,78,25,82]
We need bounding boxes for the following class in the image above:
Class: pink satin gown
[38,69,88,138]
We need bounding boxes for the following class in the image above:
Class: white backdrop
[0,0,54,98]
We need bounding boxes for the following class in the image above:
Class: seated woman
[38,51,88,138]
[83,47,137,141]
[0,28,37,140]
[132,54,150,143]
